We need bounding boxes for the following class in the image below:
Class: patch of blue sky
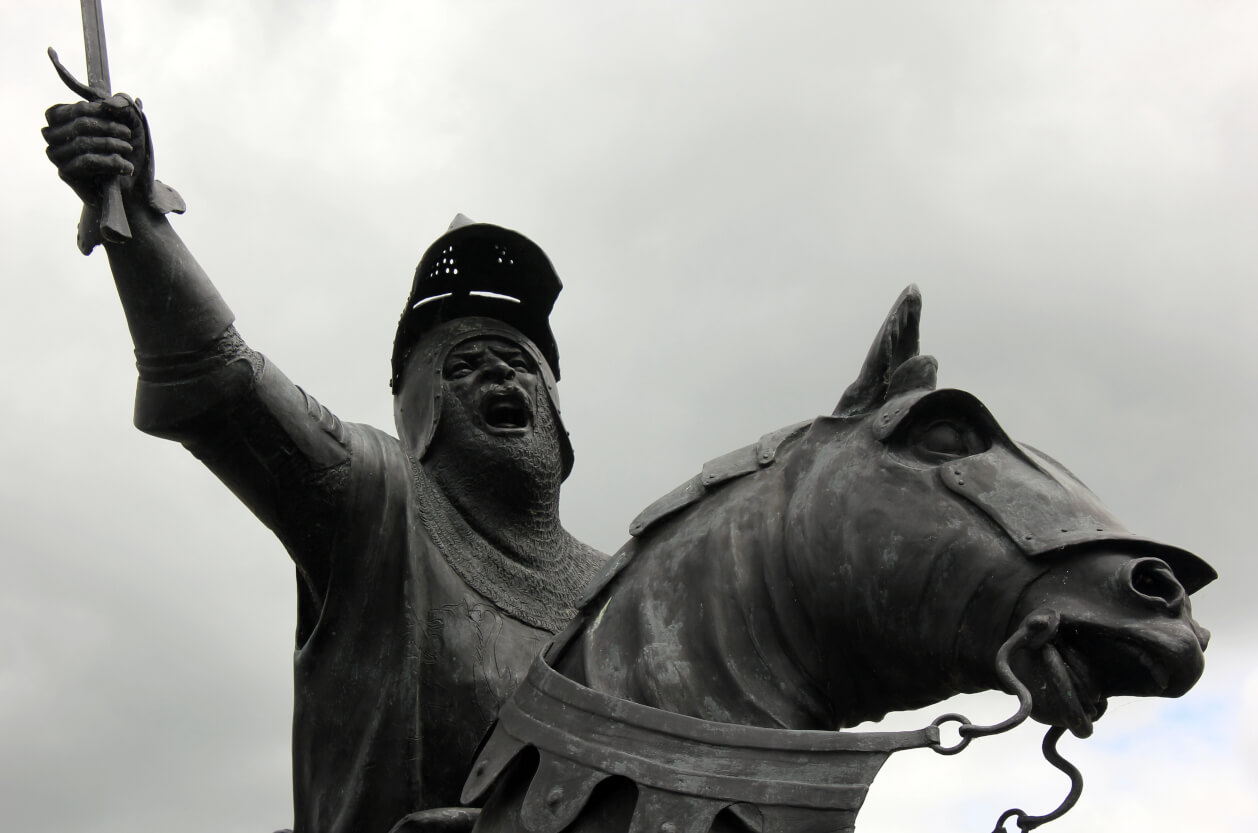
[1089,690,1236,756]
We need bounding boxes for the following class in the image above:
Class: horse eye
[915,421,981,458]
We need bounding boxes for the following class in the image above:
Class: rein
[924,608,1089,833]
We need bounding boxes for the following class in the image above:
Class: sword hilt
[47,45,132,252]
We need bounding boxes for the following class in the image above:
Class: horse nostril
[1126,558,1186,614]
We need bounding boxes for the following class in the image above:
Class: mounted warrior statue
[42,9,605,833]
[43,6,1216,833]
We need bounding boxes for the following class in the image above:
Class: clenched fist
[43,94,146,207]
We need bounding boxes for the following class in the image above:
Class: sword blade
[80,0,111,94]
[75,0,129,247]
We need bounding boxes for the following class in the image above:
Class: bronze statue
[460,288,1215,833]
[42,94,605,833]
[42,14,1215,832]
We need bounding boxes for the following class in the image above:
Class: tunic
[134,333,588,833]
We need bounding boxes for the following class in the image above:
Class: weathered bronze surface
[44,75,1215,833]
[463,288,1214,833]
[42,94,605,833]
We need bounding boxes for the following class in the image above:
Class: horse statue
[438,287,1213,833]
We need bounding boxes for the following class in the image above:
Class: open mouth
[1037,640,1107,738]
[481,389,532,431]
[1030,631,1176,738]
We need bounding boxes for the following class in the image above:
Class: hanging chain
[919,609,1090,832]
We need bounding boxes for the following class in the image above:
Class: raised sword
[48,0,132,251]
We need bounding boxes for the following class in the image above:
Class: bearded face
[424,337,565,514]
[442,339,541,436]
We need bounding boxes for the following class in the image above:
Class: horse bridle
[924,608,1089,833]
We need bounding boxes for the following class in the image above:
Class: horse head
[562,286,1213,740]
[457,287,1217,833]
[779,285,1215,736]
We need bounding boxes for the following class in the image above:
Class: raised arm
[42,96,357,610]
[44,96,233,360]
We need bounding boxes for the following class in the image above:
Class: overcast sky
[2,2,1255,831]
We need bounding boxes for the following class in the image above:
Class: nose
[484,357,515,381]
[1121,557,1187,615]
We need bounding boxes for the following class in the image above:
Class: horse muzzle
[1006,551,1210,739]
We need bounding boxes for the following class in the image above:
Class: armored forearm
[103,204,236,360]
[44,92,226,358]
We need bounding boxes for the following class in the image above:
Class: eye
[885,391,999,467]
[919,422,970,456]
[444,361,473,379]
[510,358,532,373]
[898,417,990,463]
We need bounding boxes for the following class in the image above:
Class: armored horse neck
[555,423,846,729]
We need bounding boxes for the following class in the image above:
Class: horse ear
[886,354,938,397]
[834,285,922,416]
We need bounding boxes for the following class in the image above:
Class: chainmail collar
[408,456,604,632]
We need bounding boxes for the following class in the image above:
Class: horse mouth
[481,389,533,433]
[1025,627,1192,738]
[1034,640,1107,738]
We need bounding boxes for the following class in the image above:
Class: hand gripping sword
[48,0,132,249]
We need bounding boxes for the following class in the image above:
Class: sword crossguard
[48,46,106,102]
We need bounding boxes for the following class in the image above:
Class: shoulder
[337,422,414,509]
